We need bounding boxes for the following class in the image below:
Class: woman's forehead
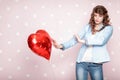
[94,13,103,16]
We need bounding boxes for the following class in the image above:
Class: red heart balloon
[27,30,52,60]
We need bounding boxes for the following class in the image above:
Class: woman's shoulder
[84,24,91,29]
[85,24,90,27]
[103,25,113,32]
[105,25,113,30]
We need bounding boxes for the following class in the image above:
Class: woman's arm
[52,39,63,49]
[85,26,113,46]
[74,26,113,46]
[52,24,90,50]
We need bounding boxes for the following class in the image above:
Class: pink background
[0,0,120,80]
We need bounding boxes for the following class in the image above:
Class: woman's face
[94,13,104,25]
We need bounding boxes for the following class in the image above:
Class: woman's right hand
[52,39,63,49]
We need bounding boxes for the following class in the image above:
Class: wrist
[81,40,85,43]
[59,44,63,49]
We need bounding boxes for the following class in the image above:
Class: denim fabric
[76,62,103,80]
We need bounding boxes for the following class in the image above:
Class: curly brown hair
[89,5,110,34]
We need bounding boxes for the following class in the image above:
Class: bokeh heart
[27,30,52,60]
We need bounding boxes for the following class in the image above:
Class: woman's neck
[95,23,103,30]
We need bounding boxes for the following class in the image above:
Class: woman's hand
[52,39,63,49]
[74,34,85,44]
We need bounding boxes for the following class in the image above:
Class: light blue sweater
[61,24,113,63]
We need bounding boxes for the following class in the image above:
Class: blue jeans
[76,62,103,80]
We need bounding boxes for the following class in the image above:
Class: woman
[52,5,113,80]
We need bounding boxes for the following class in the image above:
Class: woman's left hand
[74,34,85,44]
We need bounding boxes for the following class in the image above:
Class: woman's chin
[95,22,101,25]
